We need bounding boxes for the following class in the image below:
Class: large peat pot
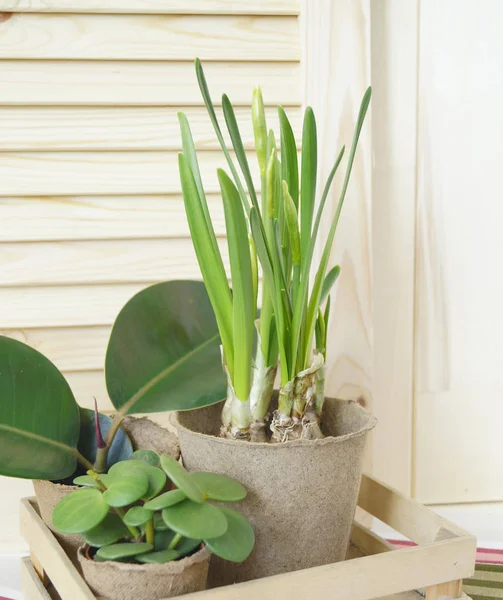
[173,397,376,585]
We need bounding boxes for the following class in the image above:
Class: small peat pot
[174,397,377,585]
[77,544,211,600]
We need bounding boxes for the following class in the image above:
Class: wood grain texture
[302,0,373,448]
[0,60,301,106]
[1,326,110,371]
[0,106,301,151]
[0,150,261,195]
[0,0,300,14]
[0,238,229,285]
[0,195,225,242]
[0,13,300,61]
[64,371,113,410]
[413,0,503,504]
[0,283,149,327]
[370,1,418,496]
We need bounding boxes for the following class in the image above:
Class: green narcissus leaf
[103,469,149,507]
[53,488,109,534]
[144,489,186,511]
[136,549,180,564]
[108,460,166,501]
[95,543,153,562]
[82,513,129,548]
[0,336,80,480]
[162,500,227,540]
[129,449,160,468]
[73,474,110,489]
[105,280,226,415]
[78,408,132,469]
[204,507,255,563]
[160,455,203,503]
[190,472,246,502]
[123,506,152,527]
[320,265,340,305]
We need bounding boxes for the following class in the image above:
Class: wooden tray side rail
[20,475,477,600]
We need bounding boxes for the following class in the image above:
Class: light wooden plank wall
[0,0,302,553]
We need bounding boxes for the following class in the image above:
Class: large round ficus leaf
[78,408,133,469]
[0,336,80,480]
[204,506,255,563]
[105,280,226,414]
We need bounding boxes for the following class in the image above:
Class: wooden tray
[20,474,476,600]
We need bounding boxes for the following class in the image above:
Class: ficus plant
[0,280,226,481]
[178,59,371,442]
[53,451,254,565]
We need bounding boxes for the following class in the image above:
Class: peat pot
[173,397,377,585]
[78,545,210,600]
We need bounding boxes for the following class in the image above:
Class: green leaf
[103,469,149,507]
[144,489,186,511]
[305,88,372,366]
[159,455,203,503]
[290,146,345,374]
[53,488,109,534]
[78,408,132,469]
[194,58,250,211]
[204,507,255,563]
[0,336,80,480]
[190,472,246,502]
[162,500,227,540]
[218,169,255,402]
[130,449,160,468]
[73,474,110,489]
[124,506,152,527]
[82,513,129,548]
[179,155,235,378]
[222,93,259,210]
[278,106,299,208]
[95,543,153,562]
[105,280,226,414]
[300,107,317,264]
[282,181,301,265]
[320,265,340,304]
[108,460,166,500]
[136,549,180,564]
[252,86,268,176]
[153,529,201,556]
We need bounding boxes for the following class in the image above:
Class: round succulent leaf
[204,506,255,563]
[53,488,109,534]
[136,549,180,564]
[108,460,166,500]
[78,408,133,469]
[130,449,160,468]
[95,543,153,561]
[82,513,129,548]
[123,506,152,527]
[102,471,149,507]
[105,280,226,414]
[73,474,110,489]
[175,537,202,557]
[0,336,80,480]
[162,500,227,540]
[154,528,175,551]
[160,455,203,503]
[144,489,186,511]
[190,472,247,502]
